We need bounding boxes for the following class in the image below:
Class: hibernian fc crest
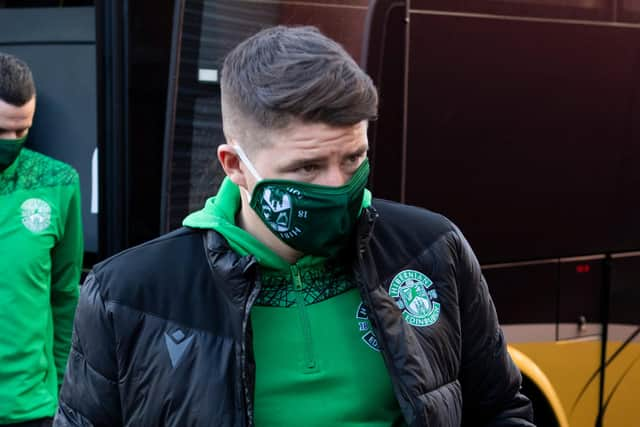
[389,269,440,327]
[260,187,293,232]
[355,302,380,352]
[21,198,51,233]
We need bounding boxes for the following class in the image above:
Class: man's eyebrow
[279,145,369,169]
[281,156,327,169]
[345,146,369,157]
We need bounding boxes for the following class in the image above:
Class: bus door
[362,0,640,426]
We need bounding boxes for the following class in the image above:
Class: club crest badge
[260,186,305,239]
[21,198,51,233]
[389,269,440,327]
[355,302,380,351]
[261,187,293,232]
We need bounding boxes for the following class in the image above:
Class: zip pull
[290,263,317,371]
[291,264,304,291]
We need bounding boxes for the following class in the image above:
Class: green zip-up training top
[0,148,83,424]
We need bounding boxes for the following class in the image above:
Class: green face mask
[235,144,369,257]
[0,134,27,171]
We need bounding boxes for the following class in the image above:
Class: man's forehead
[259,121,368,162]
[0,97,35,129]
[274,120,367,143]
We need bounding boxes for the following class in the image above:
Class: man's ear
[217,143,248,190]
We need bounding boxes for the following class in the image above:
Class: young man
[0,53,83,427]
[55,27,534,426]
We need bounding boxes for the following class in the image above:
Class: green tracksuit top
[0,148,83,424]
[184,178,405,427]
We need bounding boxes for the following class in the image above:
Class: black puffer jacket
[54,199,534,427]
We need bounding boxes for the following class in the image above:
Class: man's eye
[298,164,318,173]
[345,153,366,167]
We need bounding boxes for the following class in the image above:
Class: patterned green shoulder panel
[0,149,79,196]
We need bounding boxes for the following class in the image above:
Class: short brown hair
[221,26,377,142]
[0,53,35,106]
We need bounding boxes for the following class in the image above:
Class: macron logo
[164,329,194,368]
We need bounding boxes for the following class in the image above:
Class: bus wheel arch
[508,345,569,427]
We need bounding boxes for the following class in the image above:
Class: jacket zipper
[241,258,261,427]
[290,264,316,370]
[354,208,414,420]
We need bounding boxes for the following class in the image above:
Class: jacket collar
[356,205,379,256]
[203,229,260,303]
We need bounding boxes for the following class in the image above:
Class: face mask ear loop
[233,144,262,181]
[233,143,262,201]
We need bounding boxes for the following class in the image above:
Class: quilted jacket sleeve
[454,227,536,427]
[53,273,123,427]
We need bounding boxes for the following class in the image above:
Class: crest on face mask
[261,187,293,232]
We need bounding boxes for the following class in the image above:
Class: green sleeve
[50,176,83,387]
